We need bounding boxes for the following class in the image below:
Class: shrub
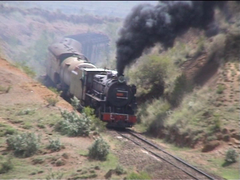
[6,132,41,157]
[128,54,170,99]
[88,138,110,161]
[56,110,91,136]
[115,165,126,175]
[167,74,192,107]
[4,127,15,135]
[83,107,106,132]
[145,99,170,136]
[71,96,80,110]
[47,138,62,152]
[46,96,59,106]
[46,170,63,180]
[0,157,13,174]
[17,108,35,115]
[225,148,238,163]
[0,85,11,93]
[216,84,225,94]
[48,87,59,94]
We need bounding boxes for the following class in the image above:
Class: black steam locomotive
[46,36,137,128]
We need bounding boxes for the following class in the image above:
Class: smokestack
[116,1,223,76]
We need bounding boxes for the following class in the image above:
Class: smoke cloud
[116,1,222,76]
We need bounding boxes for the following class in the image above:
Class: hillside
[0,2,122,76]
[0,56,225,179]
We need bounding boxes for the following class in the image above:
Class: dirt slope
[0,58,72,109]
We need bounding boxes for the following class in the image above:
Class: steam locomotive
[46,37,137,128]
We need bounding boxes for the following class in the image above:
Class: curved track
[117,129,216,180]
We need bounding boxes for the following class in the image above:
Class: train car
[46,38,137,128]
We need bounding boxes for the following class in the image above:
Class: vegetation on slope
[125,2,240,178]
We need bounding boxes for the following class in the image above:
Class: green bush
[128,54,170,99]
[216,84,225,94]
[115,165,126,175]
[46,96,59,106]
[0,85,11,93]
[56,110,91,136]
[46,170,63,180]
[71,96,80,110]
[225,148,238,163]
[17,108,35,115]
[167,74,193,107]
[145,99,170,136]
[88,138,110,161]
[0,157,13,174]
[4,127,16,136]
[47,138,62,152]
[6,132,41,157]
[83,107,106,132]
[48,87,60,95]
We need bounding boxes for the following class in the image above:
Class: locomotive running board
[86,93,106,102]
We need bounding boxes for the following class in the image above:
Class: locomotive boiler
[46,37,137,128]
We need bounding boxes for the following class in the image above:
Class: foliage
[208,113,221,133]
[47,138,63,152]
[71,96,80,110]
[0,85,11,93]
[6,132,41,157]
[225,148,238,164]
[17,108,35,115]
[128,54,170,99]
[15,61,36,78]
[46,169,63,180]
[83,107,106,132]
[0,156,13,174]
[45,96,59,106]
[115,165,126,175]
[167,74,193,107]
[159,86,219,146]
[88,138,110,161]
[137,98,170,136]
[126,171,151,180]
[56,110,92,136]
[48,87,60,95]
[216,84,225,94]
[0,123,16,137]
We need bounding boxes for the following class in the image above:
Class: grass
[45,96,59,106]
[96,153,119,171]
[206,156,239,180]
[0,85,11,93]
[0,123,16,137]
[0,157,44,179]
[0,104,62,132]
[0,156,14,174]
[126,171,151,180]
[14,62,36,79]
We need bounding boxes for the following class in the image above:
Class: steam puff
[116,1,219,76]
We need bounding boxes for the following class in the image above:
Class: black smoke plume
[116,1,223,76]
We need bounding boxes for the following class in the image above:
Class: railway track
[117,129,216,180]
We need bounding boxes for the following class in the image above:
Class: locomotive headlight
[118,75,125,83]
